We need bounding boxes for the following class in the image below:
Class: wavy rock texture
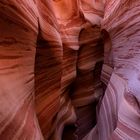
[0,0,140,140]
[83,0,140,140]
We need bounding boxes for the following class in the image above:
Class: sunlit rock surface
[84,0,140,140]
[0,0,140,140]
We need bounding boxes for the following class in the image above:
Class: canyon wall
[0,0,140,140]
[84,0,140,140]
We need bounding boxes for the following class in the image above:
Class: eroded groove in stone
[0,0,140,140]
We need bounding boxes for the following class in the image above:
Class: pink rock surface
[0,0,140,140]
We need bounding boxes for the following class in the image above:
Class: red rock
[0,0,140,140]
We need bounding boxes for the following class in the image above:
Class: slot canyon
[0,0,140,140]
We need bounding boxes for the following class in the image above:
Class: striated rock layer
[0,0,140,140]
[84,0,140,140]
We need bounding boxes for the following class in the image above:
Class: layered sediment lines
[0,0,140,140]
[84,0,140,140]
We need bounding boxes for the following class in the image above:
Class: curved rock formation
[0,0,140,140]
[84,0,140,140]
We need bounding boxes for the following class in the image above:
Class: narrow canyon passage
[0,0,140,140]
